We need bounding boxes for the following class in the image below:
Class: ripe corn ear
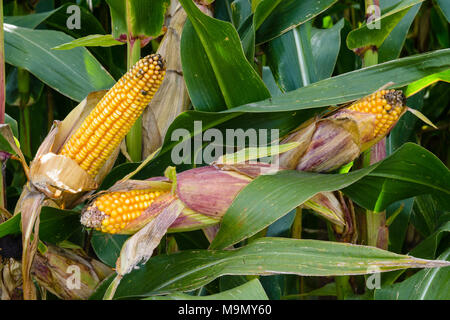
[345,89,406,138]
[59,54,166,176]
[81,189,168,234]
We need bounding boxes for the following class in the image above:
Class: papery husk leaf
[295,118,361,172]
[168,207,220,232]
[0,258,22,300]
[31,244,113,300]
[115,198,185,277]
[277,119,318,170]
[19,186,45,300]
[176,166,252,218]
[142,3,190,157]
[26,90,121,207]
[215,161,284,178]
[304,192,346,227]
[16,90,121,299]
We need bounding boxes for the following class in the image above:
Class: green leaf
[374,248,450,300]
[145,279,268,300]
[265,23,317,92]
[180,21,227,111]
[0,207,82,244]
[255,0,337,44]
[52,34,123,50]
[4,24,116,102]
[91,231,130,267]
[405,69,450,97]
[106,0,169,38]
[410,221,450,259]
[230,49,450,112]
[179,0,270,110]
[0,214,21,237]
[378,3,421,63]
[106,237,449,299]
[210,143,449,249]
[346,0,424,50]
[38,207,83,245]
[4,9,58,28]
[436,0,450,22]
[311,19,344,81]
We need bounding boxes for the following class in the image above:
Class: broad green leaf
[106,0,169,38]
[262,66,282,97]
[265,23,317,92]
[347,0,424,50]
[38,207,83,245]
[386,198,414,253]
[410,222,450,259]
[103,238,449,299]
[405,69,450,97]
[4,9,58,28]
[210,143,449,249]
[91,231,130,267]
[256,0,337,44]
[411,195,439,238]
[253,0,282,31]
[180,21,227,111]
[179,0,270,110]
[374,248,450,300]
[0,208,82,244]
[436,0,450,22]
[0,214,21,237]
[230,49,450,112]
[4,24,115,102]
[52,34,123,50]
[378,4,421,63]
[311,19,344,81]
[145,279,268,300]
[343,145,450,212]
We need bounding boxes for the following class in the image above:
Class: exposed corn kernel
[346,89,406,137]
[81,189,168,233]
[59,54,166,176]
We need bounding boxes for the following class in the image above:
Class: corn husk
[31,245,113,300]
[0,258,22,300]
[14,90,122,299]
[142,2,190,157]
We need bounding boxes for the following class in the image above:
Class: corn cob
[59,54,166,176]
[81,164,257,234]
[81,189,168,234]
[345,89,406,138]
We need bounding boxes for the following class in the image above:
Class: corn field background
[0,0,449,301]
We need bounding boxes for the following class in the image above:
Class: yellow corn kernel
[346,89,406,137]
[59,54,166,176]
[82,189,167,233]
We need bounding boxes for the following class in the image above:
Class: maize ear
[81,189,168,234]
[59,54,166,176]
[346,89,406,138]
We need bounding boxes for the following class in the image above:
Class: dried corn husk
[31,244,113,300]
[142,1,190,157]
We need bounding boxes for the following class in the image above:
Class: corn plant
[0,0,449,301]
